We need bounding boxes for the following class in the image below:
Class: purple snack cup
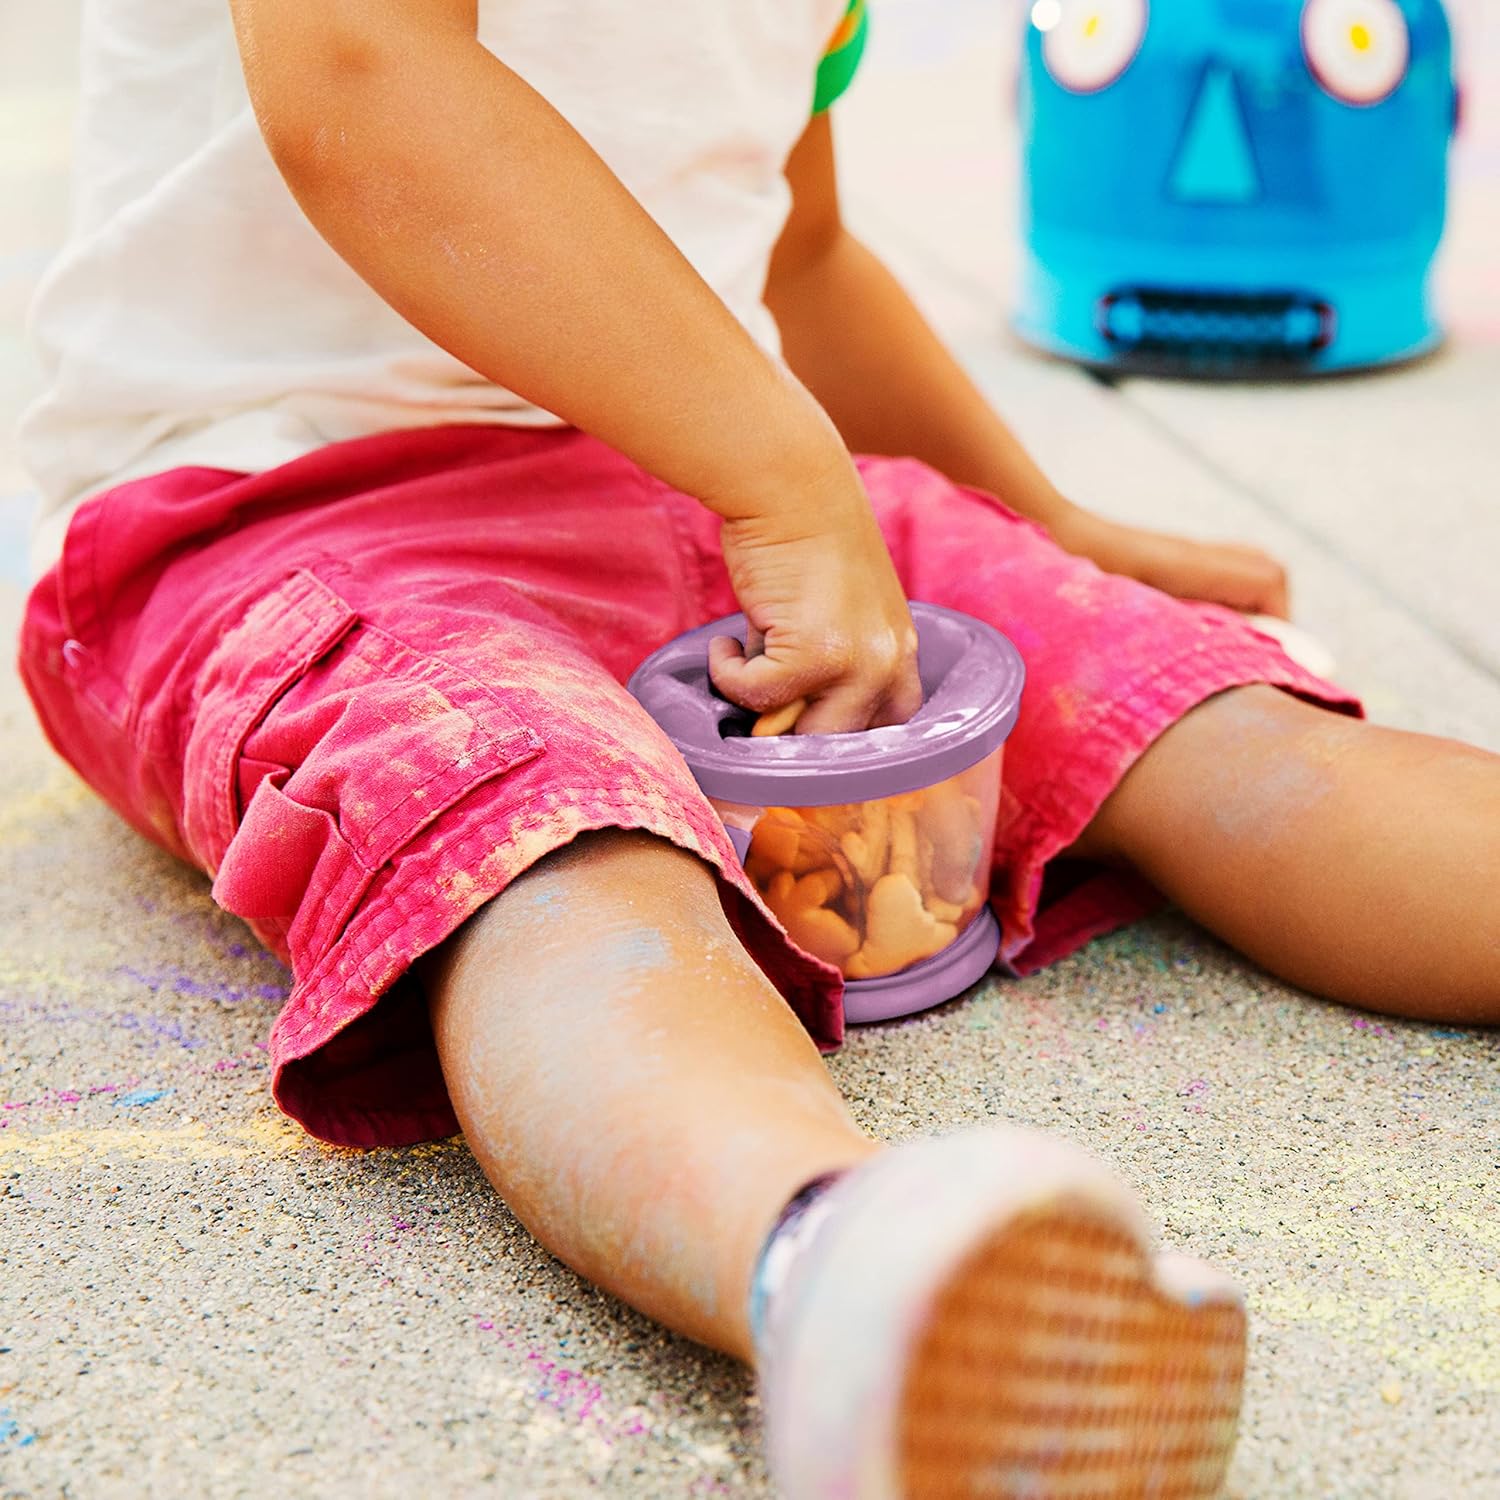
[627,603,1025,1023]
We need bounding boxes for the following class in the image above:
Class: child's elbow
[244,30,397,192]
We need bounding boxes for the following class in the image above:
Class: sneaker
[755,1126,1246,1499]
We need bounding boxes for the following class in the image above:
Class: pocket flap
[182,569,360,872]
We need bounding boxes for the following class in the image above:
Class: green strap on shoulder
[813,0,869,114]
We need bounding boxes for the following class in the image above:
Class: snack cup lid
[627,602,1025,805]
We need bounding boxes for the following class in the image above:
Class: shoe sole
[896,1198,1246,1499]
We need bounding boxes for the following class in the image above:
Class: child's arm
[765,117,1290,618]
[229,0,920,732]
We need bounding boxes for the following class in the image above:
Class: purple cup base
[842,906,1002,1025]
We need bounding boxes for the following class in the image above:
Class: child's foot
[753,1127,1246,1499]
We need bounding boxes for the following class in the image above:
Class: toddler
[18,1,1499,1495]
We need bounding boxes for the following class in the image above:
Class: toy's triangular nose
[1169,66,1261,204]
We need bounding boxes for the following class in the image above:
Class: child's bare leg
[1076,686,1500,1023]
[422,830,878,1362]
[425,830,1247,1494]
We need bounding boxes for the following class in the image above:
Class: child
[17,1,1498,1495]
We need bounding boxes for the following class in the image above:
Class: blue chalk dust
[0,1408,38,1449]
[113,1087,174,1108]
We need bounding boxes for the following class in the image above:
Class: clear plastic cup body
[710,747,1003,980]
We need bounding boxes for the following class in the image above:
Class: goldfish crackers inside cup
[724,751,1002,979]
[627,603,1025,1019]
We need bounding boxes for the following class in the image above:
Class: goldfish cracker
[759,863,860,964]
[839,831,878,887]
[783,905,862,967]
[793,868,843,909]
[821,846,866,932]
[845,873,957,979]
[764,869,798,921]
[888,808,920,883]
[751,807,833,875]
[924,893,966,926]
[801,803,858,839]
[839,799,890,886]
[802,811,859,893]
[793,824,839,875]
[834,884,866,937]
[747,816,801,875]
[752,699,807,738]
[916,825,936,898]
[819,839,861,899]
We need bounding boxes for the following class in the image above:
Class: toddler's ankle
[747,1170,847,1358]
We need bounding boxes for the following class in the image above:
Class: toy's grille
[1097,288,1334,367]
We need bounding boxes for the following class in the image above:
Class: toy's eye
[1035,0,1147,95]
[1302,0,1409,106]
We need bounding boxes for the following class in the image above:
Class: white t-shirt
[22,0,868,576]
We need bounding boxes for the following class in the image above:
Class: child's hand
[1050,509,1291,618]
[710,482,922,736]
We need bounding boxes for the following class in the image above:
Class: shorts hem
[997,629,1362,973]
[270,784,844,1147]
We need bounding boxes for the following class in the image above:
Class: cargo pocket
[186,568,544,972]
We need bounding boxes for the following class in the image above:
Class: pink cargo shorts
[19,424,1358,1147]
